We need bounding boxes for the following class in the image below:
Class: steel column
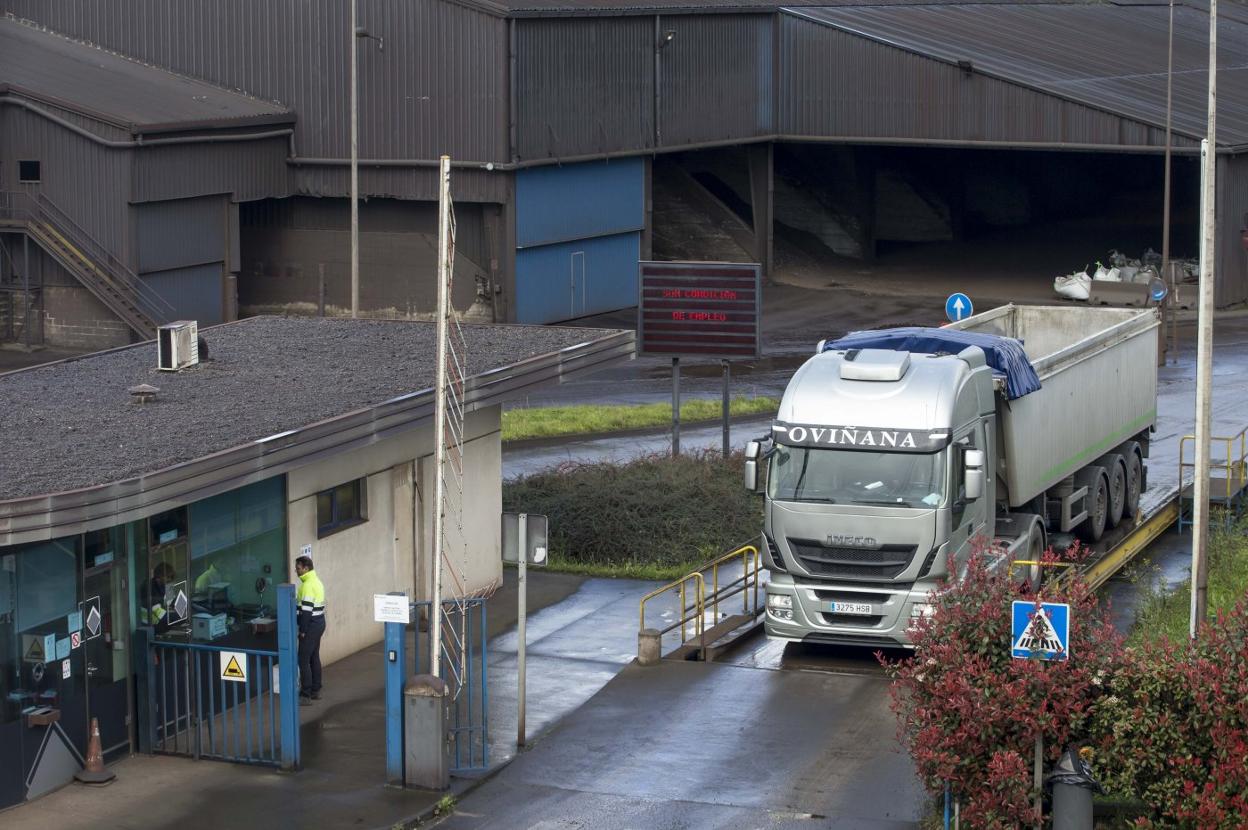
[384,619,407,785]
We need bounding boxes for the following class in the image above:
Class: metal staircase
[0,191,173,339]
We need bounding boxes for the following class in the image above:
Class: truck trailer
[746,304,1159,648]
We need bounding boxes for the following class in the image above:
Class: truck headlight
[910,603,933,619]
[768,594,792,609]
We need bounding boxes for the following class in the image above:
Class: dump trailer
[745,304,1159,648]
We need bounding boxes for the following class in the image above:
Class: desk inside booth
[145,477,288,651]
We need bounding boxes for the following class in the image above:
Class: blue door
[515,159,645,323]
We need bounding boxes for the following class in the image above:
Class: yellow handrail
[638,543,763,658]
[639,572,705,645]
[1179,425,1248,505]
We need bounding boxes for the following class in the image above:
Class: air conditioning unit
[157,320,199,371]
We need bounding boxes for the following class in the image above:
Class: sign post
[638,261,762,457]
[502,513,548,748]
[1011,600,1071,828]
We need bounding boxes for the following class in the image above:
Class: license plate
[828,601,874,616]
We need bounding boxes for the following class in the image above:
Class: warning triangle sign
[1014,607,1065,656]
[222,656,246,679]
[24,637,44,661]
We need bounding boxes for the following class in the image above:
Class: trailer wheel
[1078,471,1109,543]
[1106,457,1127,528]
[1124,449,1143,518]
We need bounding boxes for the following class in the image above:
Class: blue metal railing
[138,583,300,770]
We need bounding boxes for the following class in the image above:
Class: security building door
[82,529,130,760]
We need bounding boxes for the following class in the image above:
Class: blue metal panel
[140,263,223,325]
[516,232,640,324]
[516,158,644,249]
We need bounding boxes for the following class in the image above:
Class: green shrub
[502,450,762,579]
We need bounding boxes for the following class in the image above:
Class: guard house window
[316,478,367,538]
[18,161,40,183]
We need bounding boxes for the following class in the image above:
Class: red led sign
[637,261,761,359]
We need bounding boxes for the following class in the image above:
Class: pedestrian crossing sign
[1011,601,1070,661]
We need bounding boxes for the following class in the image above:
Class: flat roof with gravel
[0,316,629,502]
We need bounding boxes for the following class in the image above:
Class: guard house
[0,316,633,809]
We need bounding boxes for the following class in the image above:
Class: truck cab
[747,345,1003,648]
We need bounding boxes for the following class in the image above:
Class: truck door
[949,424,989,573]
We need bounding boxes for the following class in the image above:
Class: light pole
[1191,0,1218,640]
[1162,0,1176,362]
[350,0,358,318]
[349,2,383,320]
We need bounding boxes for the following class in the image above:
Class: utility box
[404,674,449,790]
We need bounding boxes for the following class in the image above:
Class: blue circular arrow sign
[945,292,973,323]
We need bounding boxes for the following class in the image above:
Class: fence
[137,583,300,770]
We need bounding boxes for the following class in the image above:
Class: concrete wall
[238,196,490,320]
[285,406,502,665]
[41,284,130,350]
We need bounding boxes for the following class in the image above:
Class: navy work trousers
[299,616,326,695]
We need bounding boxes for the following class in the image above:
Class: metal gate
[137,584,300,769]
[384,597,489,779]
[416,598,488,772]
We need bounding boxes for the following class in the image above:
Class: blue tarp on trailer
[822,327,1042,399]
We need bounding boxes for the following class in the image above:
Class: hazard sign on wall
[220,650,249,683]
[1011,601,1070,661]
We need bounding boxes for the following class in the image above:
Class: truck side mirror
[964,449,985,500]
[744,440,762,492]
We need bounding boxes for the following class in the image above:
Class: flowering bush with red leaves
[879,542,1125,829]
[1090,595,1248,828]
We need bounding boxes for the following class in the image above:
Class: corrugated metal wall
[515,158,644,323]
[5,0,508,202]
[0,106,132,261]
[136,196,228,324]
[135,196,225,274]
[515,16,654,161]
[141,263,224,325]
[514,13,775,161]
[659,14,773,146]
[777,14,1190,150]
[132,138,291,204]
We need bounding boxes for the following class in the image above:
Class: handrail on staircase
[0,190,175,331]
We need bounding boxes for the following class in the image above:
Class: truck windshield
[767,445,945,507]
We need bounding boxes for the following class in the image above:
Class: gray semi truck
[745,304,1160,648]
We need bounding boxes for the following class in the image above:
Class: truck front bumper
[763,575,935,649]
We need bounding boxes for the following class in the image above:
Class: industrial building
[1,0,1244,340]
[0,316,632,809]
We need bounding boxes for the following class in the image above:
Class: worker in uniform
[294,555,326,704]
[141,562,177,633]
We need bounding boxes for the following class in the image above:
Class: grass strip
[1129,513,1248,644]
[542,551,713,582]
[501,396,779,442]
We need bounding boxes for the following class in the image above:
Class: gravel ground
[0,316,621,501]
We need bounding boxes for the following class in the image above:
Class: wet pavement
[436,658,923,830]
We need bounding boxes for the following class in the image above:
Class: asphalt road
[437,654,924,830]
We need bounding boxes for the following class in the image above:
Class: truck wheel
[1106,458,1126,528]
[1124,450,1143,518]
[1078,472,1109,543]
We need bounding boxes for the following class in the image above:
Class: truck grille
[820,612,886,626]
[787,538,917,581]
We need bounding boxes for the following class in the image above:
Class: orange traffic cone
[75,717,116,785]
